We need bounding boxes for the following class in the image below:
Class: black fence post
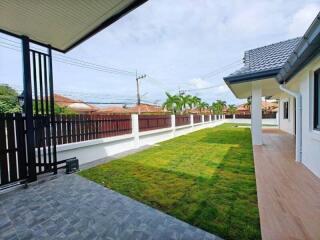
[22,36,37,182]
[48,46,57,174]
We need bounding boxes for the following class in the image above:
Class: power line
[0,40,136,76]
[200,60,242,79]
[179,83,226,93]
[0,37,238,101]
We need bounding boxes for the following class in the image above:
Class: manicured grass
[79,124,261,240]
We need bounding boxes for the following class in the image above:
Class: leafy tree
[0,85,21,113]
[34,101,76,115]
[0,84,76,115]
[54,104,76,115]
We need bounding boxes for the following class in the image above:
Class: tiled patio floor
[0,174,221,240]
[254,128,320,240]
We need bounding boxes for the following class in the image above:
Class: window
[314,70,320,130]
[283,101,289,119]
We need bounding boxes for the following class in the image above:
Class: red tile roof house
[98,103,167,114]
[54,94,98,114]
[235,101,278,115]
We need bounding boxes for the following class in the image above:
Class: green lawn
[79,124,261,240]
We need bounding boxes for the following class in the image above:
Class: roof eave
[0,0,148,53]
[63,0,148,53]
[224,68,280,84]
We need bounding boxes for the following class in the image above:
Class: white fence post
[201,115,204,124]
[171,114,176,137]
[190,114,194,130]
[209,115,212,122]
[132,114,140,148]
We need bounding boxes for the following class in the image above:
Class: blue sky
[0,0,319,106]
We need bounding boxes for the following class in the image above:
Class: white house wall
[284,54,320,177]
[279,94,295,135]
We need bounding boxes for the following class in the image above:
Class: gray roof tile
[225,37,301,81]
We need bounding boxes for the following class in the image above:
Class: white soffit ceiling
[0,0,146,52]
[228,78,281,99]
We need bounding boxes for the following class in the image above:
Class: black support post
[22,36,37,182]
[48,46,57,174]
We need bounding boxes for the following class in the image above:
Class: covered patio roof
[224,37,301,98]
[0,0,147,52]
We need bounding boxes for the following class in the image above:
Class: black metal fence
[0,113,27,186]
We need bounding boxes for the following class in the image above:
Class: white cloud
[189,78,211,89]
[288,3,320,37]
[215,85,229,94]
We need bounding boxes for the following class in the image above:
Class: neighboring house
[54,94,98,114]
[188,109,211,114]
[98,103,166,114]
[236,101,278,116]
[261,101,278,113]
[97,106,131,114]
[128,103,166,114]
[236,104,251,115]
[224,13,320,178]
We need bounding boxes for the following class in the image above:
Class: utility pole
[136,71,146,105]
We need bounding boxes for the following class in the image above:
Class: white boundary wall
[225,117,277,126]
[56,114,226,166]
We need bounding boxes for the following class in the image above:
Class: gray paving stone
[0,174,222,240]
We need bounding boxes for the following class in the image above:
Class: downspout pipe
[279,84,302,162]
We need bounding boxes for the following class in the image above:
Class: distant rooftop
[224,37,301,83]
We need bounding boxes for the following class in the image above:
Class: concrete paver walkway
[0,174,221,240]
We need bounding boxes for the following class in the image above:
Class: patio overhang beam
[0,0,148,53]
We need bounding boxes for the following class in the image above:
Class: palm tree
[190,96,201,110]
[198,101,209,113]
[179,94,193,113]
[163,92,176,113]
[244,97,252,111]
[227,104,237,115]
[211,100,226,115]
[163,92,183,114]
